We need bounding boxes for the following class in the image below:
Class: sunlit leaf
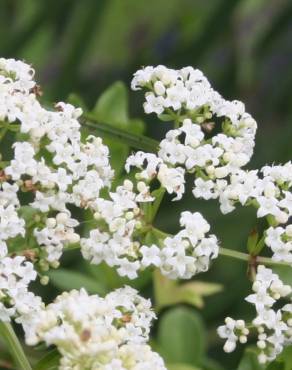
[154,270,222,310]
[93,81,128,126]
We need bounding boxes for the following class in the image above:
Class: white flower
[180,119,204,147]
[245,287,275,312]
[257,196,280,218]
[217,317,249,353]
[143,93,165,115]
[140,245,161,267]
[157,164,185,200]
[131,66,154,90]
[279,191,292,215]
[193,178,217,200]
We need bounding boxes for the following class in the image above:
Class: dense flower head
[82,208,218,280]
[158,211,219,279]
[131,66,257,204]
[195,162,292,219]
[125,151,185,201]
[0,256,42,323]
[1,58,292,369]
[24,286,166,370]
[0,58,113,266]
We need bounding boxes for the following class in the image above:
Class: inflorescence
[0,59,291,367]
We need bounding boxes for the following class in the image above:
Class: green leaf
[87,262,152,291]
[92,82,129,175]
[18,206,40,224]
[83,115,158,153]
[266,363,285,370]
[203,358,224,370]
[158,306,206,366]
[93,81,128,126]
[33,349,60,370]
[67,93,88,112]
[183,281,223,297]
[268,346,292,370]
[237,348,264,370]
[273,266,292,286]
[167,364,200,370]
[154,270,222,310]
[48,268,106,295]
[90,81,145,176]
[158,113,174,122]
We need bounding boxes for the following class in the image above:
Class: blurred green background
[1,0,292,369]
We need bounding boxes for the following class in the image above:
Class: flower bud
[154,81,166,96]
[56,212,69,225]
[40,276,49,285]
[223,340,236,353]
[46,218,56,228]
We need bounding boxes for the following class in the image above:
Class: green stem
[0,321,32,370]
[174,120,180,129]
[147,188,166,223]
[82,114,159,153]
[257,255,290,267]
[219,247,290,267]
[152,227,169,240]
[219,247,249,262]
[0,123,10,142]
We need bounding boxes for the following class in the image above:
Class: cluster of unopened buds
[0,58,291,368]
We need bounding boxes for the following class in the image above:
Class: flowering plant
[0,58,291,369]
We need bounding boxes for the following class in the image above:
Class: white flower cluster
[0,256,42,323]
[81,179,154,279]
[159,211,219,279]
[25,286,166,370]
[196,162,292,218]
[265,225,292,264]
[126,151,185,200]
[217,317,249,353]
[82,206,218,280]
[0,182,25,257]
[3,58,292,368]
[132,65,257,201]
[218,266,292,363]
[0,58,222,368]
[5,126,113,214]
[0,58,113,264]
[34,211,80,264]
